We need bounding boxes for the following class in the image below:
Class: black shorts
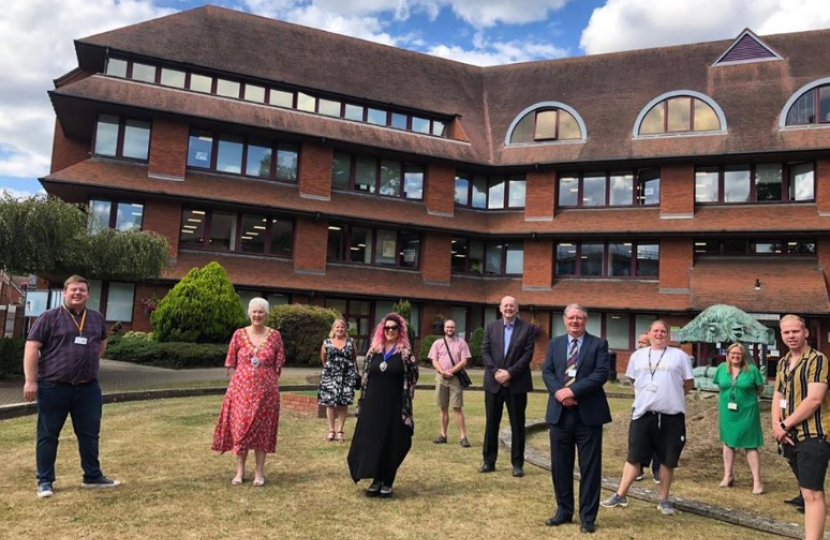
[627,412,686,468]
[783,437,830,492]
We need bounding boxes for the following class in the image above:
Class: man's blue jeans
[36,380,103,484]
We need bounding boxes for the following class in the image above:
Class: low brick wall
[281,392,325,418]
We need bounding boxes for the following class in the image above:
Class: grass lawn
[0,386,789,540]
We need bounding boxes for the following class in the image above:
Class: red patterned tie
[564,339,578,386]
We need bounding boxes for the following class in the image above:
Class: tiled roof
[64,5,830,167]
[689,258,830,314]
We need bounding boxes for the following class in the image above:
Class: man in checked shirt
[772,314,830,540]
[23,275,120,498]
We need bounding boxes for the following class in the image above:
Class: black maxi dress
[347,351,412,486]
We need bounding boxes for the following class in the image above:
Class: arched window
[782,79,830,126]
[506,102,585,145]
[635,92,725,136]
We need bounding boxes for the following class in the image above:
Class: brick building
[43,6,830,373]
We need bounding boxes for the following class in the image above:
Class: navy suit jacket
[481,317,535,394]
[542,332,612,427]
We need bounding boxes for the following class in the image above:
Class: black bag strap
[443,337,457,368]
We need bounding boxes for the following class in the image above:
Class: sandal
[336,431,346,443]
[252,477,265,487]
[231,476,243,486]
[326,431,335,442]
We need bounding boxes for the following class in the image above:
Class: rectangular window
[609,172,633,206]
[535,110,558,139]
[637,244,659,277]
[208,211,237,252]
[276,144,299,182]
[638,169,660,205]
[187,131,213,168]
[105,282,135,323]
[558,175,579,207]
[270,219,293,256]
[560,169,660,208]
[131,63,156,83]
[216,136,244,174]
[240,214,267,254]
[790,162,814,201]
[556,241,659,278]
[160,68,186,88]
[432,120,446,137]
[698,238,815,256]
[379,160,401,197]
[180,209,206,248]
[94,115,119,156]
[269,89,294,108]
[344,104,364,121]
[246,141,272,178]
[582,173,606,206]
[332,153,351,190]
[723,166,750,203]
[328,225,420,269]
[755,163,782,201]
[350,227,372,264]
[88,200,112,233]
[488,177,505,209]
[697,162,814,203]
[606,313,630,350]
[115,202,143,232]
[695,168,719,203]
[472,175,488,209]
[216,79,240,98]
[318,98,341,117]
[455,173,524,209]
[106,58,127,78]
[121,120,151,160]
[181,209,293,257]
[367,108,387,126]
[580,243,604,276]
[555,243,577,275]
[296,92,316,112]
[391,113,408,129]
[403,165,424,200]
[243,84,266,103]
[411,117,430,134]
[667,97,691,132]
[505,242,524,274]
[354,156,376,193]
[607,243,633,277]
[375,229,398,265]
[189,73,213,93]
[485,241,503,275]
[94,115,150,161]
[454,173,470,206]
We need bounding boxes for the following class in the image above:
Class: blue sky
[3,0,830,198]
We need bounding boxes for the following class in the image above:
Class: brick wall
[659,237,693,291]
[817,158,830,215]
[293,217,328,273]
[143,199,182,256]
[148,119,188,180]
[280,392,325,418]
[660,164,694,217]
[299,141,333,200]
[526,169,555,220]
[422,232,451,284]
[50,119,90,174]
[522,238,553,290]
[425,162,455,216]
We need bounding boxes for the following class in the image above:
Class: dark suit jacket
[542,332,612,426]
[481,317,536,394]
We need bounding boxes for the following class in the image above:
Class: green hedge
[267,304,339,365]
[105,335,227,369]
[418,335,440,363]
[0,337,25,379]
[418,328,484,366]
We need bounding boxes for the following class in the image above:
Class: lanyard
[382,345,397,362]
[648,347,667,381]
[62,305,87,335]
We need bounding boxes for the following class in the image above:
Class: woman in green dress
[713,342,765,494]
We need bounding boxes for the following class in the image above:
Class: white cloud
[427,39,568,66]
[580,0,830,55]
[0,0,173,181]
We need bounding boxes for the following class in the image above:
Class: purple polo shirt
[27,305,108,384]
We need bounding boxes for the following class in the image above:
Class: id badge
[727,402,738,411]
[779,399,788,409]
[566,368,577,378]
[74,336,88,345]
[645,382,658,392]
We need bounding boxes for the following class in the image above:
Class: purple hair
[369,312,410,352]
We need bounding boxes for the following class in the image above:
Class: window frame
[179,208,294,258]
[450,236,524,276]
[454,172,526,209]
[330,153,425,201]
[557,169,660,208]
[634,91,725,137]
[694,162,815,204]
[694,238,816,257]
[555,241,660,278]
[92,114,152,162]
[326,224,421,269]
[87,198,145,233]
[186,129,300,183]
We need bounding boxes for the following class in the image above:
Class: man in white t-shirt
[601,320,694,516]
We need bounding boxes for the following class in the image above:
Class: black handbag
[444,337,472,388]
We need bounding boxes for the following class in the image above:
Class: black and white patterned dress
[318,338,358,406]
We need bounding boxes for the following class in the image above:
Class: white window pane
[216,79,240,98]
[160,68,186,88]
[106,282,135,322]
[606,313,630,349]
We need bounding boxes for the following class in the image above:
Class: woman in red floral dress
[212,298,285,486]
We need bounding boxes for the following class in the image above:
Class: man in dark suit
[480,295,536,477]
[542,303,611,533]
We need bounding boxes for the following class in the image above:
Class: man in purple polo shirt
[23,275,120,498]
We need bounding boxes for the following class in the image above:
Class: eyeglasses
[384,325,399,331]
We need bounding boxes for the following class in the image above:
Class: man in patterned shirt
[23,275,120,498]
[772,314,830,540]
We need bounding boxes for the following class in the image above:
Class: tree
[150,262,246,343]
[0,194,170,280]
[266,304,340,365]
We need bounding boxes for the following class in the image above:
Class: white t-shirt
[626,346,694,419]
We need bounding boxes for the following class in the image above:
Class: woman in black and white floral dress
[318,318,358,442]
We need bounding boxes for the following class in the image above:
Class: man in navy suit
[480,295,536,477]
[542,304,611,533]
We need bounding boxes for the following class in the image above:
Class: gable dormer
[712,28,783,66]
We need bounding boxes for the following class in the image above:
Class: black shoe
[784,494,804,507]
[544,513,573,526]
[512,465,524,477]
[366,480,382,497]
[479,463,495,473]
[580,523,596,533]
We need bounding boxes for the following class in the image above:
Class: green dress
[714,363,765,449]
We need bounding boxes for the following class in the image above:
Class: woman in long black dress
[318,318,358,442]
[347,312,419,498]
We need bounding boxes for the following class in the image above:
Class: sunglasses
[383,325,399,331]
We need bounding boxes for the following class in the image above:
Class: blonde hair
[726,342,749,371]
[329,318,348,339]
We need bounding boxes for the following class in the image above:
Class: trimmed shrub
[0,337,25,379]
[418,334,440,363]
[468,327,484,366]
[105,336,227,369]
[267,304,339,365]
[151,262,246,343]
[122,331,154,341]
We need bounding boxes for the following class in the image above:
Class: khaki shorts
[435,373,464,409]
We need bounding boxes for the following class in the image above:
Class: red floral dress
[211,327,285,454]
